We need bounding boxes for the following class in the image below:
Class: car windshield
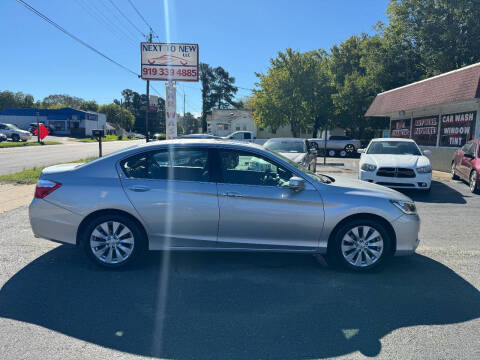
[367,141,422,155]
[270,150,333,184]
[265,140,306,153]
[6,124,21,131]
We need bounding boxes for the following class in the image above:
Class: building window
[259,127,264,132]
[236,126,240,131]
[271,128,276,134]
[243,125,247,130]
[217,123,230,131]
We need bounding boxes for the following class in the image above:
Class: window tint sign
[412,116,438,146]
[390,119,411,138]
[440,111,476,147]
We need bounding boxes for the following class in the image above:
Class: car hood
[278,152,306,163]
[324,174,412,202]
[362,154,430,168]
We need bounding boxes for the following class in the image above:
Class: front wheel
[470,171,479,194]
[329,219,391,271]
[11,134,20,142]
[82,214,145,268]
[344,144,355,155]
[451,162,459,180]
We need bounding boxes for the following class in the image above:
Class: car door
[215,148,324,250]
[460,142,476,180]
[455,143,469,179]
[119,147,219,250]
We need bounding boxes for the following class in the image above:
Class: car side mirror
[423,150,432,156]
[289,176,305,191]
[309,148,318,154]
[357,148,365,154]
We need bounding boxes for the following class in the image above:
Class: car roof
[370,138,416,143]
[137,138,266,150]
[265,137,306,142]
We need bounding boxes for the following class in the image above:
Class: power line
[15,0,138,76]
[127,0,158,37]
[96,0,139,43]
[106,0,146,38]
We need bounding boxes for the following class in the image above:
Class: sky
[0,0,389,116]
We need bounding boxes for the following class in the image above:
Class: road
[0,161,479,359]
[0,139,144,175]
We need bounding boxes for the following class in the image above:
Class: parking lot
[0,158,479,359]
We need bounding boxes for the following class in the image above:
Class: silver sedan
[29,139,420,271]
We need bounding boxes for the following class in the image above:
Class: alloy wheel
[90,221,135,264]
[328,150,336,157]
[341,226,384,268]
[470,172,478,193]
[345,144,355,153]
[339,150,347,157]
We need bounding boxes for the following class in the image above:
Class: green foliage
[0,91,36,112]
[97,103,135,129]
[200,63,239,132]
[253,49,334,137]
[178,112,200,135]
[80,100,99,112]
[0,141,61,148]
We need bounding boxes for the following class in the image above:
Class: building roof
[0,107,97,117]
[365,62,480,117]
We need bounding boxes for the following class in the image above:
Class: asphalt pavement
[0,139,144,175]
[0,160,479,359]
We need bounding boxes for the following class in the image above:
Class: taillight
[34,179,62,199]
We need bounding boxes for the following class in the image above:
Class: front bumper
[29,198,82,245]
[391,213,420,255]
[360,170,432,190]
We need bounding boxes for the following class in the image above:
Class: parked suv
[308,135,362,157]
[451,140,480,194]
[0,123,32,142]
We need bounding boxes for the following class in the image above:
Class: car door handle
[221,191,243,198]
[128,185,150,192]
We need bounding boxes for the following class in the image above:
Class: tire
[328,219,391,272]
[344,144,355,155]
[328,149,336,157]
[81,213,146,268]
[313,142,319,150]
[339,150,347,158]
[470,171,479,194]
[11,134,20,142]
[451,162,459,180]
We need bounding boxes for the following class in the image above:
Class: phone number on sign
[142,66,197,78]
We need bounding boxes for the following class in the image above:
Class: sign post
[140,42,199,139]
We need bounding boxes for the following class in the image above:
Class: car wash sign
[141,43,199,82]
[439,111,476,147]
[165,82,177,139]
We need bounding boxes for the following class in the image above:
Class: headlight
[361,163,377,171]
[390,200,417,215]
[416,165,432,173]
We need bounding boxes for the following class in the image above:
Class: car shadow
[1,247,479,359]
[401,180,468,204]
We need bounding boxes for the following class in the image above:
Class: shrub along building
[366,62,480,172]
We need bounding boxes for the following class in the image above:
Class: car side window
[219,150,292,187]
[244,132,251,139]
[0,124,5,130]
[120,149,210,182]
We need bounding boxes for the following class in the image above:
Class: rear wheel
[328,149,336,157]
[470,171,479,194]
[82,213,145,268]
[451,162,459,180]
[329,219,391,271]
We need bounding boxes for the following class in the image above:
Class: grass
[0,141,61,148]
[0,156,98,185]
[73,135,135,143]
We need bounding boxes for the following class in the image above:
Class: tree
[98,103,135,129]
[80,100,99,112]
[212,66,239,109]
[178,112,199,135]
[253,49,330,137]
[199,63,217,132]
[0,91,36,111]
[387,0,480,76]
[42,94,84,108]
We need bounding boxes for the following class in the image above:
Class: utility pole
[145,28,152,142]
[183,93,185,117]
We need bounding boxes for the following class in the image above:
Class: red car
[451,140,480,194]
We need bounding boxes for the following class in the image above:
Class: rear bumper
[360,170,432,190]
[29,198,82,245]
[391,213,420,255]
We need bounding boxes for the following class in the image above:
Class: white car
[223,131,255,142]
[358,138,432,191]
[0,123,32,142]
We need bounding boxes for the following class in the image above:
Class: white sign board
[149,95,158,112]
[141,42,199,82]
[165,82,177,139]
